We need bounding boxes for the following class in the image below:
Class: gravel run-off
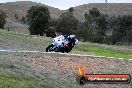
[17,53,132,88]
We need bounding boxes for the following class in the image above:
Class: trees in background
[26,5,50,36]
[25,5,132,45]
[0,10,6,29]
[14,13,19,20]
[79,7,132,45]
[20,16,27,24]
[103,15,132,45]
[55,8,78,35]
[89,7,100,17]
[80,8,107,43]
[26,6,78,37]
[114,15,132,45]
[46,18,57,37]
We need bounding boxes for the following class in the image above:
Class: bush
[46,27,56,38]
[89,7,100,17]
[56,8,78,35]
[26,5,50,36]
[0,10,6,29]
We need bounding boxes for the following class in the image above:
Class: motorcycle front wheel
[46,44,54,52]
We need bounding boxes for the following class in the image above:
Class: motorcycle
[46,35,78,53]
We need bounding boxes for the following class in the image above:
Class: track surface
[0,49,132,60]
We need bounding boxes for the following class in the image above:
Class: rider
[52,31,79,52]
[52,32,65,51]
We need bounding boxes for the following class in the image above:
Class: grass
[0,52,36,88]
[74,43,132,59]
[0,52,55,88]
[0,29,51,46]
[0,63,5,67]
[0,73,35,88]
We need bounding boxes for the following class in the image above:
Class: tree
[20,16,26,24]
[46,18,57,37]
[46,27,56,38]
[105,15,118,44]
[14,13,19,20]
[69,7,74,14]
[26,5,50,36]
[89,7,100,17]
[80,9,107,43]
[0,10,6,29]
[56,8,78,35]
[80,14,93,41]
[106,15,132,45]
[96,14,108,43]
[116,15,132,44]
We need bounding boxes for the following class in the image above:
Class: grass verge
[0,73,35,88]
[0,29,51,46]
[74,43,132,59]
